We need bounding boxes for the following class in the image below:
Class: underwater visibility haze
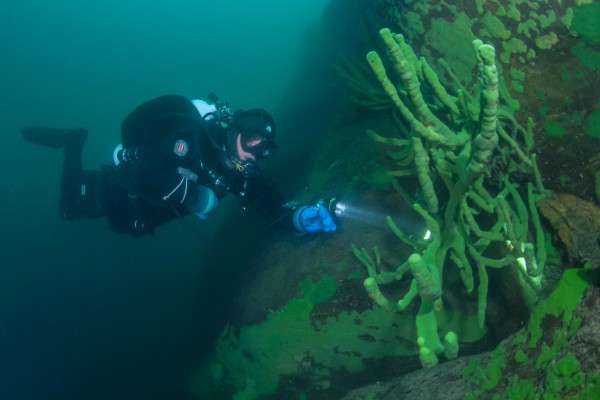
[0,0,327,399]
[2,0,600,400]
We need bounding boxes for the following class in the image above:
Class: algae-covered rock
[342,269,599,400]
[537,192,600,269]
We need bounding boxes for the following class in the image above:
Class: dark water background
[0,1,327,399]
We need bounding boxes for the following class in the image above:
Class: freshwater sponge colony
[353,28,548,368]
[374,0,600,168]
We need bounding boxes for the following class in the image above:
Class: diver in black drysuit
[21,94,337,236]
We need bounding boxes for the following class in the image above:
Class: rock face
[339,354,483,400]
[188,2,600,397]
[342,274,600,400]
[537,192,600,269]
[569,285,600,374]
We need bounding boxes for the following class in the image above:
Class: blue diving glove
[293,201,337,233]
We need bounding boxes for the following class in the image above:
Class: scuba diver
[21,94,337,236]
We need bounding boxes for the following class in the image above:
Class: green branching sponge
[595,171,600,202]
[466,40,499,183]
[444,331,459,360]
[409,254,441,301]
[363,277,390,309]
[355,27,547,370]
[410,253,449,367]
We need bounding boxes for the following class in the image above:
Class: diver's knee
[59,170,106,219]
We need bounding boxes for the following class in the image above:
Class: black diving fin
[21,127,88,149]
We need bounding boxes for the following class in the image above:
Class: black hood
[228,109,277,159]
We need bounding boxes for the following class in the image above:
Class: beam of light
[333,200,428,239]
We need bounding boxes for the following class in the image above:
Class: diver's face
[236,132,266,161]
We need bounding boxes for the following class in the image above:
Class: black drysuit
[62,95,294,236]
